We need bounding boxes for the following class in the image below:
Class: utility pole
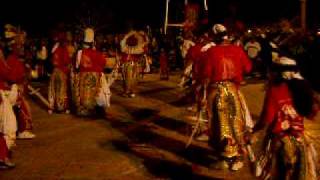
[164,0,169,34]
[300,0,307,31]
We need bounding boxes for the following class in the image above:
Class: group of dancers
[181,24,319,179]
[0,24,150,169]
[0,21,319,179]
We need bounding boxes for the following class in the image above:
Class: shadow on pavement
[99,107,221,179]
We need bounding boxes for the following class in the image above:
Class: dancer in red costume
[0,47,16,169]
[253,55,319,180]
[48,33,72,114]
[204,24,252,171]
[3,25,35,140]
[72,28,108,116]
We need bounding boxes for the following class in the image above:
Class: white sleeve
[76,50,83,69]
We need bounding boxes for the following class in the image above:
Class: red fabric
[121,54,141,63]
[52,46,72,74]
[16,97,33,132]
[0,52,33,133]
[262,83,291,124]
[0,59,10,90]
[80,49,105,72]
[0,134,8,161]
[159,52,168,71]
[261,83,304,138]
[204,45,251,85]
[186,43,207,82]
[6,54,26,84]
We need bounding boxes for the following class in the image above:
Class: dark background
[0,0,319,36]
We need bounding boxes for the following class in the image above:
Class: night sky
[0,0,319,36]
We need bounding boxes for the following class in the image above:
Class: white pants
[0,85,18,149]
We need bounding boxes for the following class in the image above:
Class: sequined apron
[71,72,100,116]
[208,81,245,159]
[48,69,69,112]
[122,61,138,94]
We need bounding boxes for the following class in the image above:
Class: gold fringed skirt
[122,61,138,94]
[208,82,245,159]
[71,72,100,116]
[48,69,69,112]
[257,135,318,180]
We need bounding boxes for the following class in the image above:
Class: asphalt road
[1,73,319,180]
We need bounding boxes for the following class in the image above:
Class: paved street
[1,73,319,180]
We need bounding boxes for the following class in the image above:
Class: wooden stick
[185,112,201,148]
[27,85,50,108]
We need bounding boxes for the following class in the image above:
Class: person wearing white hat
[72,28,108,116]
[203,24,253,171]
[83,28,95,45]
[211,24,228,42]
[252,55,319,179]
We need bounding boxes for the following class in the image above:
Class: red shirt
[186,43,208,82]
[261,83,304,138]
[52,46,71,74]
[6,54,26,84]
[0,48,10,89]
[79,48,105,73]
[186,44,203,80]
[204,44,251,85]
[0,59,10,90]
